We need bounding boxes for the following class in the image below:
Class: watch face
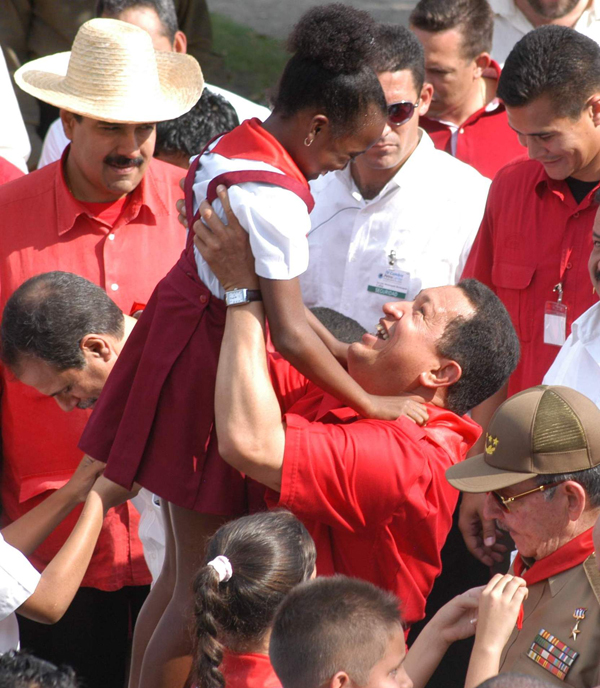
[226,289,247,306]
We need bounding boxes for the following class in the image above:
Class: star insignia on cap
[485,434,499,455]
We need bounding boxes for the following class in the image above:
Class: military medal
[569,608,586,641]
[527,629,579,681]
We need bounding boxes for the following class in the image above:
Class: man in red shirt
[190,195,520,630]
[411,0,524,179]
[0,18,201,688]
[459,25,600,568]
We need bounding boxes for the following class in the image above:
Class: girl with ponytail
[193,511,316,688]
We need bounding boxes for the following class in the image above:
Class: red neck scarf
[513,527,595,629]
[210,118,309,189]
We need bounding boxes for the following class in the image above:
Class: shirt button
[199,294,208,304]
[566,262,573,269]
[573,211,580,218]
[459,128,465,134]
[111,283,119,291]
[108,233,115,241]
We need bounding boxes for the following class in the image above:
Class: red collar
[55,145,168,235]
[210,118,309,190]
[513,527,595,628]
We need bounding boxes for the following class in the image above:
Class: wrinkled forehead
[418,285,475,318]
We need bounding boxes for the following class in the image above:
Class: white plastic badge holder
[544,300,567,347]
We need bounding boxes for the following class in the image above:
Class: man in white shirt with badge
[301,24,490,333]
[490,0,600,65]
[543,195,600,401]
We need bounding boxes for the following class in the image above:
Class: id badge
[367,268,411,300]
[544,301,567,346]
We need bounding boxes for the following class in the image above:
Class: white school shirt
[490,0,600,65]
[0,533,41,653]
[36,84,271,169]
[543,301,600,406]
[300,131,490,332]
[191,141,311,299]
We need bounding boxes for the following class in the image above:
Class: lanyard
[553,246,573,303]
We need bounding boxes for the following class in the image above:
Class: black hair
[370,24,425,93]
[0,651,79,688]
[0,272,124,372]
[410,0,494,59]
[498,25,600,119]
[476,673,554,688]
[437,279,520,416]
[95,0,178,42]
[272,4,387,134]
[537,465,600,508]
[154,89,239,162]
[193,510,316,688]
[270,576,403,688]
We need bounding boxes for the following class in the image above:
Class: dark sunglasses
[387,99,420,126]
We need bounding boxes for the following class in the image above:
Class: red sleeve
[460,185,495,288]
[274,414,429,531]
[267,351,311,414]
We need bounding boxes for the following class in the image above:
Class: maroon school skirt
[78,245,250,515]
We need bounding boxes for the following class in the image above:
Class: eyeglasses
[387,99,420,126]
[490,481,563,512]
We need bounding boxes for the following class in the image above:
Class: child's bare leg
[128,500,176,688]
[136,503,228,688]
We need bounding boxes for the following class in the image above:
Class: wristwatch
[224,288,262,306]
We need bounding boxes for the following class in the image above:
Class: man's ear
[473,51,491,79]
[561,481,588,522]
[418,82,434,117]
[80,334,113,362]
[172,30,187,53]
[60,109,78,142]
[588,94,600,127]
[418,359,462,390]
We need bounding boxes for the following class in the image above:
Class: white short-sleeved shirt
[0,533,41,653]
[36,84,271,169]
[543,301,600,407]
[191,142,311,299]
[490,0,600,65]
[300,130,490,332]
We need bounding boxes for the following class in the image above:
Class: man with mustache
[491,0,600,64]
[0,18,201,688]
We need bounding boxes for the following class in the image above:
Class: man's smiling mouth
[375,323,389,340]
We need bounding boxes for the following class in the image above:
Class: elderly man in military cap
[447,385,600,688]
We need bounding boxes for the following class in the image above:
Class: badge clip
[569,608,587,641]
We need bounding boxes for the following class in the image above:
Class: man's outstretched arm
[195,187,285,491]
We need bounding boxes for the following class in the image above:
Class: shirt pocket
[491,262,536,343]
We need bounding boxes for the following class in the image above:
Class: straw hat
[15,18,204,124]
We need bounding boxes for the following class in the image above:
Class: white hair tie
[207,555,233,583]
